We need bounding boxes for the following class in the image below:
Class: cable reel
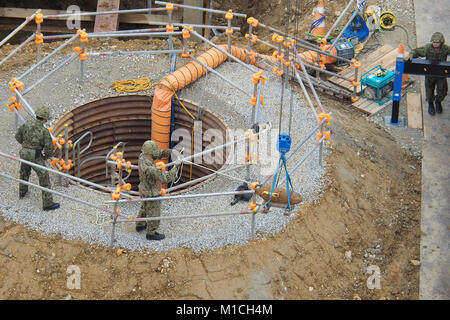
[380,9,396,30]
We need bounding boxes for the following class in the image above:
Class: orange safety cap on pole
[225,28,233,35]
[79,32,88,42]
[35,33,44,44]
[35,13,44,24]
[166,24,174,33]
[74,46,82,53]
[182,28,191,39]
[166,3,174,11]
[225,10,233,20]
[351,59,361,69]
[79,52,87,61]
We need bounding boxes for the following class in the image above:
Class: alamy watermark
[66,265,81,290]
[366,265,381,290]
[66,5,81,31]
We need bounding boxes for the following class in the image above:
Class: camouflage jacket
[138,152,177,196]
[411,43,450,61]
[15,120,53,160]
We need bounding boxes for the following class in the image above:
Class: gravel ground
[0,51,327,252]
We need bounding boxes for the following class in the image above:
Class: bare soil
[0,0,421,299]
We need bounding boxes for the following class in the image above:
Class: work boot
[435,100,443,114]
[135,224,146,233]
[146,232,165,241]
[19,192,27,199]
[428,101,435,116]
[43,203,60,211]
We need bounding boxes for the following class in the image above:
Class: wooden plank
[337,49,400,93]
[328,45,395,88]
[407,92,423,129]
[94,0,121,33]
[337,45,394,78]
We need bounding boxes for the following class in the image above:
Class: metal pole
[164,123,271,168]
[293,46,325,113]
[87,49,182,56]
[278,137,325,185]
[110,202,119,247]
[286,118,327,162]
[43,28,174,40]
[0,33,36,67]
[43,7,167,19]
[105,189,255,204]
[189,55,251,96]
[165,164,248,193]
[0,9,41,48]
[256,36,351,64]
[18,34,79,80]
[36,20,41,62]
[258,21,320,50]
[63,124,69,187]
[290,59,319,121]
[14,89,36,117]
[154,1,247,17]
[288,68,294,136]
[116,210,255,223]
[87,31,182,38]
[0,171,113,213]
[324,0,356,40]
[23,54,78,95]
[190,30,258,73]
[0,152,132,198]
[327,10,360,53]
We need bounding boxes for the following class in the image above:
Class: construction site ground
[0,0,425,299]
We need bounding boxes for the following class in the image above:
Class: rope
[111,77,153,93]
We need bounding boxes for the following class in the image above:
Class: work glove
[174,159,182,167]
[404,53,412,62]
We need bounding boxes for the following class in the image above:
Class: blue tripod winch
[264,133,294,212]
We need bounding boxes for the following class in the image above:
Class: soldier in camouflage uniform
[15,106,60,211]
[410,32,450,115]
[136,140,180,240]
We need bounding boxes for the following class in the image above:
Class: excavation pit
[52,95,230,194]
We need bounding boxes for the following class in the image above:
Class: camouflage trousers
[425,76,448,102]
[19,148,53,208]
[136,192,161,235]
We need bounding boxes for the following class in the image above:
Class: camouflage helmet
[141,140,160,155]
[431,32,445,44]
[35,106,50,120]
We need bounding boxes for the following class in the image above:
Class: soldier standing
[410,32,450,115]
[136,140,180,240]
[15,106,60,211]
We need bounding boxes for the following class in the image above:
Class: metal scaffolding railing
[0,2,336,250]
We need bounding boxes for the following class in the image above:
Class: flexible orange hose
[151,44,336,151]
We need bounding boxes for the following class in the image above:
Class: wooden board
[328,45,403,93]
[351,90,407,116]
[407,92,423,129]
[94,0,121,33]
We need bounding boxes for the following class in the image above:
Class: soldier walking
[136,140,180,240]
[410,32,450,115]
[15,106,60,211]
